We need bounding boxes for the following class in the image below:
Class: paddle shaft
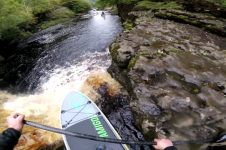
[23,120,223,146]
[24,120,156,146]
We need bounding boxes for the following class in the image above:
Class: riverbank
[107,0,226,149]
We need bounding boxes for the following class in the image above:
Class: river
[0,11,123,149]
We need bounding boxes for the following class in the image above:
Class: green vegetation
[22,0,61,15]
[63,0,92,13]
[0,0,34,40]
[95,0,139,9]
[110,42,120,61]
[0,0,92,41]
[128,56,137,69]
[207,0,226,8]
[40,7,75,29]
[123,20,133,32]
[95,0,183,10]
[134,1,183,11]
[220,0,226,7]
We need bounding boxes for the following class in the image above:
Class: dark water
[16,11,122,91]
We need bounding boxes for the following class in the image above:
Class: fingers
[153,139,159,149]
[16,114,25,121]
[7,113,25,132]
[8,113,25,121]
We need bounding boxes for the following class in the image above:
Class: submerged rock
[108,16,226,149]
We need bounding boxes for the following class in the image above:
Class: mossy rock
[127,56,138,69]
[110,43,120,61]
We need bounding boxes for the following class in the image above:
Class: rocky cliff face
[108,4,226,149]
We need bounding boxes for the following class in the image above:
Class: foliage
[218,0,226,7]
[95,0,139,8]
[40,7,75,29]
[206,0,226,7]
[48,7,75,19]
[21,0,61,15]
[0,0,92,41]
[134,1,183,11]
[63,0,92,13]
[0,0,34,40]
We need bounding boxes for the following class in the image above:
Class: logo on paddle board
[91,116,109,138]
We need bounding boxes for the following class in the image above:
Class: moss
[193,88,201,94]
[134,1,183,11]
[110,43,120,61]
[169,48,179,53]
[128,56,137,69]
[123,20,133,32]
[139,50,150,57]
[207,0,226,8]
[151,40,166,49]
[221,0,226,7]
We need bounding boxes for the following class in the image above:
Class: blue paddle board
[61,91,129,150]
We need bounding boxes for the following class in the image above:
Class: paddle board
[61,91,129,150]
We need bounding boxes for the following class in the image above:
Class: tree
[0,0,34,40]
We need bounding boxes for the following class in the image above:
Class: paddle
[23,119,226,146]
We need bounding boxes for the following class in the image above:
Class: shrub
[0,0,34,40]
[22,0,61,15]
[0,0,92,41]
[63,0,92,13]
[40,7,75,29]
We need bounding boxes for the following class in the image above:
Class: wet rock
[96,84,152,150]
[180,0,226,18]
[108,15,226,149]
[155,10,226,37]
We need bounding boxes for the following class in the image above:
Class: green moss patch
[110,43,120,61]
[123,20,134,32]
[128,56,137,69]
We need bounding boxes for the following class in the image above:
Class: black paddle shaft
[23,120,225,146]
[24,120,156,146]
